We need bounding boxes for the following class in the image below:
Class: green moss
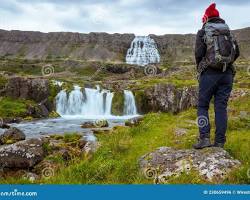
[62,82,74,93]
[63,133,82,143]
[50,134,64,140]
[0,97,34,118]
[23,116,33,121]
[42,142,53,154]
[48,81,62,107]
[45,153,65,164]
[69,65,97,77]
[49,111,60,118]
[111,91,124,115]
[5,139,15,144]
[0,75,7,90]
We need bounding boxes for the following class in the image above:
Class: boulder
[139,147,241,183]
[26,103,49,118]
[0,138,45,168]
[125,116,144,127]
[81,120,109,128]
[0,127,25,145]
[0,123,10,129]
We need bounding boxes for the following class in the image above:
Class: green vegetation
[63,133,82,143]
[17,94,245,184]
[0,97,35,118]
[0,57,249,184]
[0,75,7,90]
[0,58,65,76]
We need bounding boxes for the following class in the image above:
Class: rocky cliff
[0,27,249,63]
[0,30,134,62]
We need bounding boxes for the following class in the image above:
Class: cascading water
[55,86,138,118]
[2,86,139,138]
[126,36,160,66]
[56,85,114,117]
[123,90,137,115]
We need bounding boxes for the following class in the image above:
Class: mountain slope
[0,27,249,63]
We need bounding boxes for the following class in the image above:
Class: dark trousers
[197,68,233,144]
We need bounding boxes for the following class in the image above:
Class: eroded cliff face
[150,34,196,64]
[0,30,135,62]
[0,27,249,63]
[135,84,198,114]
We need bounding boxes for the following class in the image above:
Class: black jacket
[195,17,240,73]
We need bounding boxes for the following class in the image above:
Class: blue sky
[0,0,249,35]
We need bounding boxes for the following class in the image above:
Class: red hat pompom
[202,3,220,23]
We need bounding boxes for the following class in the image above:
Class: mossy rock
[5,139,15,144]
[134,90,148,114]
[63,133,82,143]
[0,75,7,90]
[24,116,33,121]
[48,81,62,105]
[50,134,64,140]
[49,111,60,118]
[111,91,124,116]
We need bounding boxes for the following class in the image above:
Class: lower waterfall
[124,90,137,115]
[55,86,138,118]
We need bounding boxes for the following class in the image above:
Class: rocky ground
[0,126,97,182]
[139,147,241,183]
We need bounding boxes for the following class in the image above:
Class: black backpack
[203,22,236,71]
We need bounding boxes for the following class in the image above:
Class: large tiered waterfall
[55,86,138,118]
[126,36,160,66]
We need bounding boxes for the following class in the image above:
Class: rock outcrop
[139,147,241,183]
[140,84,198,113]
[0,127,25,145]
[1,76,51,118]
[0,138,45,168]
[4,76,49,103]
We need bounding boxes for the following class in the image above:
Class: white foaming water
[56,86,114,117]
[126,36,160,66]
[123,90,137,115]
[56,86,138,119]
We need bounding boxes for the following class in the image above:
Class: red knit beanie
[202,3,220,23]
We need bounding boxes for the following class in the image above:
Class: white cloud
[0,0,249,35]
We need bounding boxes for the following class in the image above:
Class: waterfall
[123,90,137,115]
[56,85,114,117]
[56,86,138,118]
[55,90,68,115]
[126,36,160,66]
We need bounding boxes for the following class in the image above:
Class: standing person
[193,3,240,149]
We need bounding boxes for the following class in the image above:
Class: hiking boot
[213,142,224,148]
[193,138,212,149]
